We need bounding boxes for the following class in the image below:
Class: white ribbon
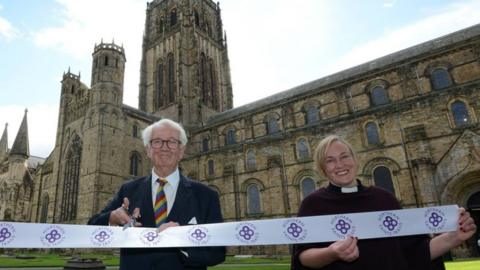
[0,205,458,248]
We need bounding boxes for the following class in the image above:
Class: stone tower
[138,0,233,128]
[0,123,8,162]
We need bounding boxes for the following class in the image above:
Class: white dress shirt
[151,168,180,215]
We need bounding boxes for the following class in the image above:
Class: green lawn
[0,252,479,270]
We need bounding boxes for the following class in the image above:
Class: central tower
[139,0,233,128]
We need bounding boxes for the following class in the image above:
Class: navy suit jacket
[87,174,226,270]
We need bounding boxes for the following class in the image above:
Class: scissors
[122,204,139,230]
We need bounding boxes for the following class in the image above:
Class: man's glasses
[149,139,181,150]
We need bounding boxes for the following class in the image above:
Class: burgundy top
[291,181,436,270]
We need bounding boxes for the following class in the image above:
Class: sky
[0,0,479,158]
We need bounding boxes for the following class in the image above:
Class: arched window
[373,166,395,194]
[225,129,236,145]
[60,135,82,222]
[305,105,319,124]
[209,60,218,110]
[451,100,470,127]
[200,53,208,105]
[194,11,200,27]
[167,53,175,103]
[366,121,380,145]
[246,150,256,170]
[156,62,164,108]
[301,177,316,199]
[266,118,279,134]
[431,68,452,90]
[202,138,209,152]
[371,86,389,106]
[297,138,310,159]
[104,56,109,66]
[170,9,177,26]
[132,124,138,138]
[208,159,215,176]
[247,184,261,214]
[40,193,49,223]
[130,152,141,176]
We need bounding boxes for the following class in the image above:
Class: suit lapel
[136,176,155,227]
[168,175,193,225]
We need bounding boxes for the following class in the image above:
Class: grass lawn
[0,252,479,270]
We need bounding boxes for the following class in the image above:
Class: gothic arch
[60,134,82,222]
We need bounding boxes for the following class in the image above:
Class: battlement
[63,71,80,81]
[93,42,125,55]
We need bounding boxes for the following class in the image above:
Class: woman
[291,135,476,270]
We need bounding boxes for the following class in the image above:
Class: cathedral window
[207,159,215,176]
[371,86,389,106]
[170,9,177,27]
[156,62,164,108]
[209,60,218,110]
[104,56,109,66]
[200,53,208,105]
[305,105,319,124]
[60,135,82,222]
[266,118,279,134]
[40,193,49,223]
[129,152,141,176]
[431,68,452,90]
[194,11,200,27]
[297,138,310,159]
[373,166,395,194]
[365,121,380,145]
[132,124,138,138]
[167,53,175,103]
[246,150,256,170]
[301,177,316,199]
[202,138,210,152]
[451,100,470,127]
[225,129,236,145]
[247,184,261,215]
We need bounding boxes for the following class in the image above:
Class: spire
[0,123,8,160]
[10,109,29,157]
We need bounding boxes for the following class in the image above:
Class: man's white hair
[142,119,188,146]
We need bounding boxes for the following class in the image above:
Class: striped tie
[154,178,168,227]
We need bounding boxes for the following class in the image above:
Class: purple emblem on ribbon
[45,229,62,243]
[191,228,207,241]
[238,225,255,241]
[428,212,443,227]
[382,215,399,231]
[94,230,110,243]
[335,219,351,235]
[0,227,12,243]
[286,222,303,238]
[143,231,158,242]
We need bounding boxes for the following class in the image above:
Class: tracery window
[60,135,82,222]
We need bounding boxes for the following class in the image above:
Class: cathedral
[1,0,480,257]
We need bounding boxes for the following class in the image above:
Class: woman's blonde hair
[313,135,358,179]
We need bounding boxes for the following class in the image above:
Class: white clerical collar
[341,186,358,193]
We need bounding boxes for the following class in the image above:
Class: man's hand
[109,197,142,227]
[157,221,179,232]
[328,236,359,262]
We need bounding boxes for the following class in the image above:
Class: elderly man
[88,119,225,270]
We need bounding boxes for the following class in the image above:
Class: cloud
[0,104,58,158]
[328,0,480,75]
[33,0,146,107]
[383,1,397,8]
[0,14,18,41]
